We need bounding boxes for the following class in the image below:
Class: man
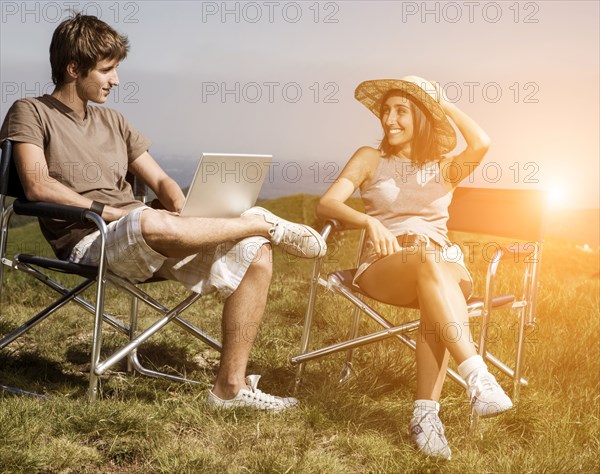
[0,14,326,411]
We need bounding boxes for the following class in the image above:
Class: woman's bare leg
[414,254,476,364]
[357,248,475,400]
[415,321,450,401]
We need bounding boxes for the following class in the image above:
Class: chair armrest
[482,242,540,316]
[500,243,539,262]
[13,199,97,223]
[318,219,341,243]
[320,219,349,241]
[324,219,346,231]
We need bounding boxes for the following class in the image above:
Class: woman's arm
[433,81,491,186]
[317,147,401,257]
[317,147,372,228]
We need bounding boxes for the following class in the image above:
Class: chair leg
[469,409,480,432]
[88,249,109,401]
[13,262,130,335]
[1,384,49,399]
[0,261,4,318]
[470,255,501,426]
[513,310,527,402]
[471,309,493,429]
[512,260,537,402]
[295,257,324,392]
[88,287,106,400]
[122,284,217,383]
[127,294,139,375]
[125,290,190,382]
[339,305,361,384]
[0,279,95,349]
[127,349,201,384]
[0,198,11,317]
[124,291,204,385]
[94,293,201,376]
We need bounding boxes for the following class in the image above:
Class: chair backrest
[448,187,547,242]
[0,140,26,199]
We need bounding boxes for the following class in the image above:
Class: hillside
[4,193,599,251]
[546,208,600,247]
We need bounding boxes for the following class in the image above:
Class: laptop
[179,153,272,218]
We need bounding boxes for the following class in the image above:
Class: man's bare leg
[210,244,272,400]
[140,208,325,260]
[141,209,271,258]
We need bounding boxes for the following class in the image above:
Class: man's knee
[140,209,178,245]
[249,244,273,281]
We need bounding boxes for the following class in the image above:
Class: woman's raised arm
[432,81,491,186]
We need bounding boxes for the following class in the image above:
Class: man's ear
[66,62,79,79]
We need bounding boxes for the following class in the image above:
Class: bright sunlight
[547,184,569,209]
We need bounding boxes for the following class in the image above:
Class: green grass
[0,195,598,473]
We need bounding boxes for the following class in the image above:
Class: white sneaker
[242,207,327,259]
[206,375,299,412]
[466,369,513,418]
[410,412,452,460]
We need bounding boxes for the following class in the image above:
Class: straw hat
[354,76,457,154]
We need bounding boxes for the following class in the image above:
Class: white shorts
[68,207,270,297]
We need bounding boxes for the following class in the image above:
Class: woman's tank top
[360,154,453,247]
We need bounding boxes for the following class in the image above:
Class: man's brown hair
[50,13,129,86]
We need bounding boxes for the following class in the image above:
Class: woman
[317,76,512,460]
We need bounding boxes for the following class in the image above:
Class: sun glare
[547,185,568,209]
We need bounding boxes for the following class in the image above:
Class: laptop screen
[179,153,272,218]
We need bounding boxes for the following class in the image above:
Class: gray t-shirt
[0,95,151,259]
[360,154,453,248]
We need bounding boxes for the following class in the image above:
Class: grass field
[0,195,598,473]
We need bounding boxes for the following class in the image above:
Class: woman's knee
[414,250,446,280]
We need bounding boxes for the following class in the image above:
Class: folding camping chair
[0,139,222,400]
[292,187,547,403]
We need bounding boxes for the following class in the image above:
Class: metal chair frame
[292,187,547,403]
[0,140,222,400]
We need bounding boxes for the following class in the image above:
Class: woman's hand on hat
[366,216,401,257]
[429,80,452,112]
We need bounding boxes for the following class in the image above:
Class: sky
[1,0,598,208]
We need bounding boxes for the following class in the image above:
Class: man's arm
[128,152,185,213]
[14,142,127,221]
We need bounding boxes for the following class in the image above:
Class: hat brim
[354,79,457,155]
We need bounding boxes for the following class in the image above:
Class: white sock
[413,399,440,418]
[457,354,487,381]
